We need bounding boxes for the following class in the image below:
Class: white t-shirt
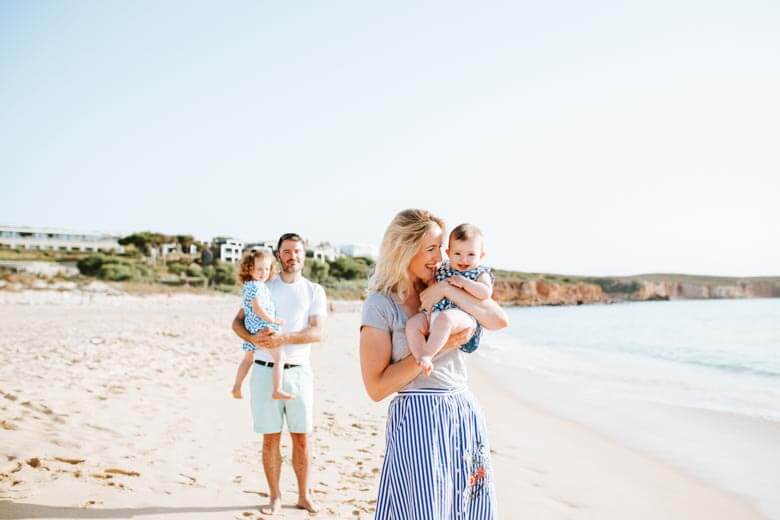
[252,276,327,365]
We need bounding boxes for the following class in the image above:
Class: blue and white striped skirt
[375,387,497,520]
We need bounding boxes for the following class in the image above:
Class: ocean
[478,298,780,518]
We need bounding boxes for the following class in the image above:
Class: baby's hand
[447,275,466,289]
[274,318,285,326]
[232,386,242,399]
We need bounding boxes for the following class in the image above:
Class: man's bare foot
[296,495,319,513]
[260,496,282,515]
[272,390,295,400]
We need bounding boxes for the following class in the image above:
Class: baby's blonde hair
[369,209,445,300]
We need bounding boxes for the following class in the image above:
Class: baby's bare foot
[419,356,434,376]
[260,496,282,515]
[272,390,294,400]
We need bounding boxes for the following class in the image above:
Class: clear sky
[2,1,778,276]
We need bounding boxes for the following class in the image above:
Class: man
[231,233,326,515]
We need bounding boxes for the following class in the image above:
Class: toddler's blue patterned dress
[241,280,280,352]
[431,262,493,353]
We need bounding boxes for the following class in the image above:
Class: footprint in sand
[54,457,85,465]
[177,473,197,486]
[104,467,140,477]
[243,490,269,498]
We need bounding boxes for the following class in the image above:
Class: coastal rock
[678,283,710,299]
[493,279,607,306]
[494,277,780,307]
[632,281,674,301]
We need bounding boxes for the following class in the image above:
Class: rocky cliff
[493,276,780,306]
[631,279,780,301]
[493,278,609,306]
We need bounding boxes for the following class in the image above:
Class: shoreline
[0,294,765,519]
[469,360,765,519]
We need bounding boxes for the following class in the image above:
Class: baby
[232,248,292,400]
[406,223,493,376]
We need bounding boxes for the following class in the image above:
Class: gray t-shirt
[360,292,468,392]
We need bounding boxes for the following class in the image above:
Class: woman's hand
[419,281,450,312]
[437,326,473,356]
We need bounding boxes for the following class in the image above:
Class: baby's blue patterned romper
[242,280,280,352]
[431,262,494,353]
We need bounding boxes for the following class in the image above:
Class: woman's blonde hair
[238,248,278,283]
[368,209,445,299]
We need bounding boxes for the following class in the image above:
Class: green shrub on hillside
[167,263,187,275]
[203,265,215,284]
[77,253,150,282]
[160,275,185,286]
[585,277,641,294]
[213,262,236,286]
[328,256,372,280]
[303,260,330,284]
[99,264,134,281]
[77,254,107,276]
[118,232,172,256]
[186,263,203,277]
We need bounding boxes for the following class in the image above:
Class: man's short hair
[276,232,304,253]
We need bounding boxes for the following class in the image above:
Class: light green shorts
[249,363,314,434]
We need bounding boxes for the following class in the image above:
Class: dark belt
[254,360,300,370]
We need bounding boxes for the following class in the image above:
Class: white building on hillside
[244,240,276,253]
[309,242,341,262]
[161,243,180,257]
[0,225,122,253]
[340,243,378,260]
[213,237,244,263]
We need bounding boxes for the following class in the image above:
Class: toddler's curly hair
[237,248,278,283]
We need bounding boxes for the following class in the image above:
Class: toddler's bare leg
[423,309,474,374]
[267,347,294,400]
[232,361,250,399]
[405,312,429,361]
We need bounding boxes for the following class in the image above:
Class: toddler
[406,223,493,376]
[232,249,292,400]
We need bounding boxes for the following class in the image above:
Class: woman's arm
[420,281,508,330]
[359,326,472,402]
[447,272,493,300]
[360,326,421,402]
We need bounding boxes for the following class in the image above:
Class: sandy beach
[0,291,765,519]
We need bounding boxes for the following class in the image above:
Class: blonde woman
[360,209,508,519]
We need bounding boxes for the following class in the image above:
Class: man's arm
[252,314,326,349]
[231,308,256,343]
